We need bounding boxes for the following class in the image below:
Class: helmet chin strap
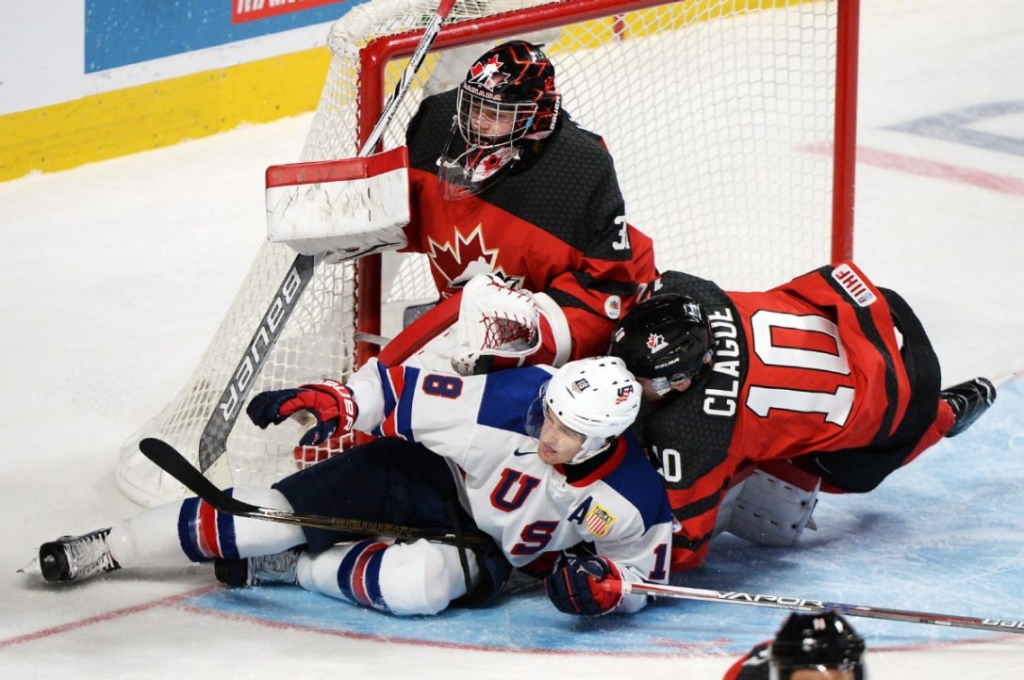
[569,436,613,465]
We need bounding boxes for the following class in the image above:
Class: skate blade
[17,554,41,575]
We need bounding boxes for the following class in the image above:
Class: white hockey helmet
[543,356,641,463]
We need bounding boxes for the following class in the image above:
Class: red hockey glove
[544,556,623,616]
[246,379,357,447]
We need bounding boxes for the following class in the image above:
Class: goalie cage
[117,0,860,506]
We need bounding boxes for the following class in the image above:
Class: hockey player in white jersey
[33,356,672,618]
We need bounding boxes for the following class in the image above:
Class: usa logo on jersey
[585,505,616,538]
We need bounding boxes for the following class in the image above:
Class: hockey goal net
[117,0,859,506]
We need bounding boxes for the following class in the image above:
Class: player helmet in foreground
[543,356,640,464]
[439,40,562,199]
[770,611,866,680]
[609,293,714,396]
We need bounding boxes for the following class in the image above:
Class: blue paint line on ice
[182,378,1024,656]
[885,101,1024,158]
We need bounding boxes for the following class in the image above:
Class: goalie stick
[192,0,460,475]
[139,437,489,547]
[596,580,1024,636]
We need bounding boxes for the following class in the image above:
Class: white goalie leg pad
[297,538,480,616]
[724,468,821,547]
[712,478,749,540]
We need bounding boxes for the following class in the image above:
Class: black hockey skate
[39,528,120,583]
[215,550,300,588]
[941,377,996,438]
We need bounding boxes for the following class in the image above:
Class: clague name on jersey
[702,306,742,418]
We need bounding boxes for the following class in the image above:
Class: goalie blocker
[265,146,411,261]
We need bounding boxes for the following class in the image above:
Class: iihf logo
[831,263,877,307]
[646,333,668,353]
[467,56,507,92]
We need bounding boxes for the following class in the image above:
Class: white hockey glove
[451,274,545,375]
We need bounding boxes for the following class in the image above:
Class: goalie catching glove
[246,379,358,446]
[544,556,624,616]
[451,273,567,375]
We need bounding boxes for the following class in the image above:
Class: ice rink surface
[2,1,1024,678]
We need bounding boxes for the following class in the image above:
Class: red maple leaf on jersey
[428,225,502,291]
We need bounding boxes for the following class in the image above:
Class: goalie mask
[609,293,714,396]
[543,356,640,464]
[770,611,866,680]
[438,40,561,200]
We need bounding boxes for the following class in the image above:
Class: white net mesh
[117,0,850,506]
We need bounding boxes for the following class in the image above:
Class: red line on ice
[0,585,219,649]
[804,143,1024,195]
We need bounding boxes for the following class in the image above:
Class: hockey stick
[193,0,460,474]
[597,580,1024,635]
[139,437,489,546]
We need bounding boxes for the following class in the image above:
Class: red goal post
[117,0,859,506]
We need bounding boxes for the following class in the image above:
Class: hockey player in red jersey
[723,611,866,680]
[374,39,655,372]
[609,262,997,573]
[34,357,673,618]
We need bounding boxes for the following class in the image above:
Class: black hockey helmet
[439,40,561,199]
[609,293,714,388]
[770,611,866,680]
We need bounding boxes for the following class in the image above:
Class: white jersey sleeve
[346,357,555,466]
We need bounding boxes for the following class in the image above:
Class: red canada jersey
[723,641,771,680]
[399,90,656,361]
[640,264,913,572]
